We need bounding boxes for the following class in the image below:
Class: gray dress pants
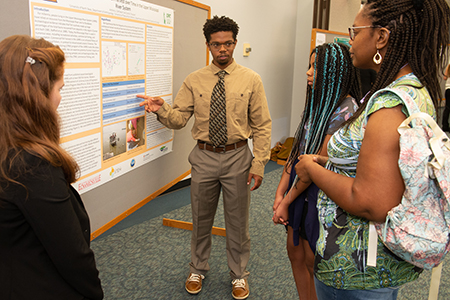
[188,144,253,280]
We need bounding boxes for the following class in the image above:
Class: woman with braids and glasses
[295,0,449,299]
[272,42,362,300]
[0,35,103,300]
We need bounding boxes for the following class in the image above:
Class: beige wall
[329,0,361,33]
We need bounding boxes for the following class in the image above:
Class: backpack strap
[367,222,378,267]
[428,263,443,300]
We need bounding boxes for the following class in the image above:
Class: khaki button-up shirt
[155,60,272,177]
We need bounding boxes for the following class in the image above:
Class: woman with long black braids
[272,42,362,300]
[295,0,449,299]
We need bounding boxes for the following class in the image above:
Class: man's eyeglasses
[348,25,382,41]
[209,41,236,51]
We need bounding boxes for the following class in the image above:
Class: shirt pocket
[229,91,251,123]
[193,92,211,128]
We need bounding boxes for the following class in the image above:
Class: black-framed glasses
[209,41,236,51]
[348,25,382,40]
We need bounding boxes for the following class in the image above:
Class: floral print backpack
[365,88,450,271]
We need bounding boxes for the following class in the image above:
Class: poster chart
[29,0,175,194]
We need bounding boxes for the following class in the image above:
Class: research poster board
[29,0,175,194]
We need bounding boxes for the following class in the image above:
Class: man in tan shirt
[138,16,271,300]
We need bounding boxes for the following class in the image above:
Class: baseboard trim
[161,178,191,195]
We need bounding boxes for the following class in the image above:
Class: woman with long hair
[295,0,449,299]
[0,35,103,300]
[273,42,362,299]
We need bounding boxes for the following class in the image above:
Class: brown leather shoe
[185,273,204,295]
[231,278,249,300]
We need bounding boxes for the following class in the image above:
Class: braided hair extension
[286,43,362,169]
[347,0,450,124]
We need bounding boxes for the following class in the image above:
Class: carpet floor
[91,161,449,299]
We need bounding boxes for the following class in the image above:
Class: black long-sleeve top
[0,152,103,300]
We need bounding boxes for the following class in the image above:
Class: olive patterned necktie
[209,70,228,146]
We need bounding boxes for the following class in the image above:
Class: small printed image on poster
[126,117,146,151]
[102,122,127,160]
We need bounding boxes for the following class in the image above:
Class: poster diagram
[102,42,127,77]
[128,43,145,75]
[29,0,174,193]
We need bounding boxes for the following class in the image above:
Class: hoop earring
[373,49,382,65]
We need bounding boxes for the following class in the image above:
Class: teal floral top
[315,73,436,290]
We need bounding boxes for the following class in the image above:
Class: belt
[197,140,248,153]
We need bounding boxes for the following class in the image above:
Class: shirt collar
[210,59,237,76]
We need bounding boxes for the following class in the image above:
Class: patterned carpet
[91,161,449,299]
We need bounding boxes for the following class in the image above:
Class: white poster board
[29,0,175,193]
